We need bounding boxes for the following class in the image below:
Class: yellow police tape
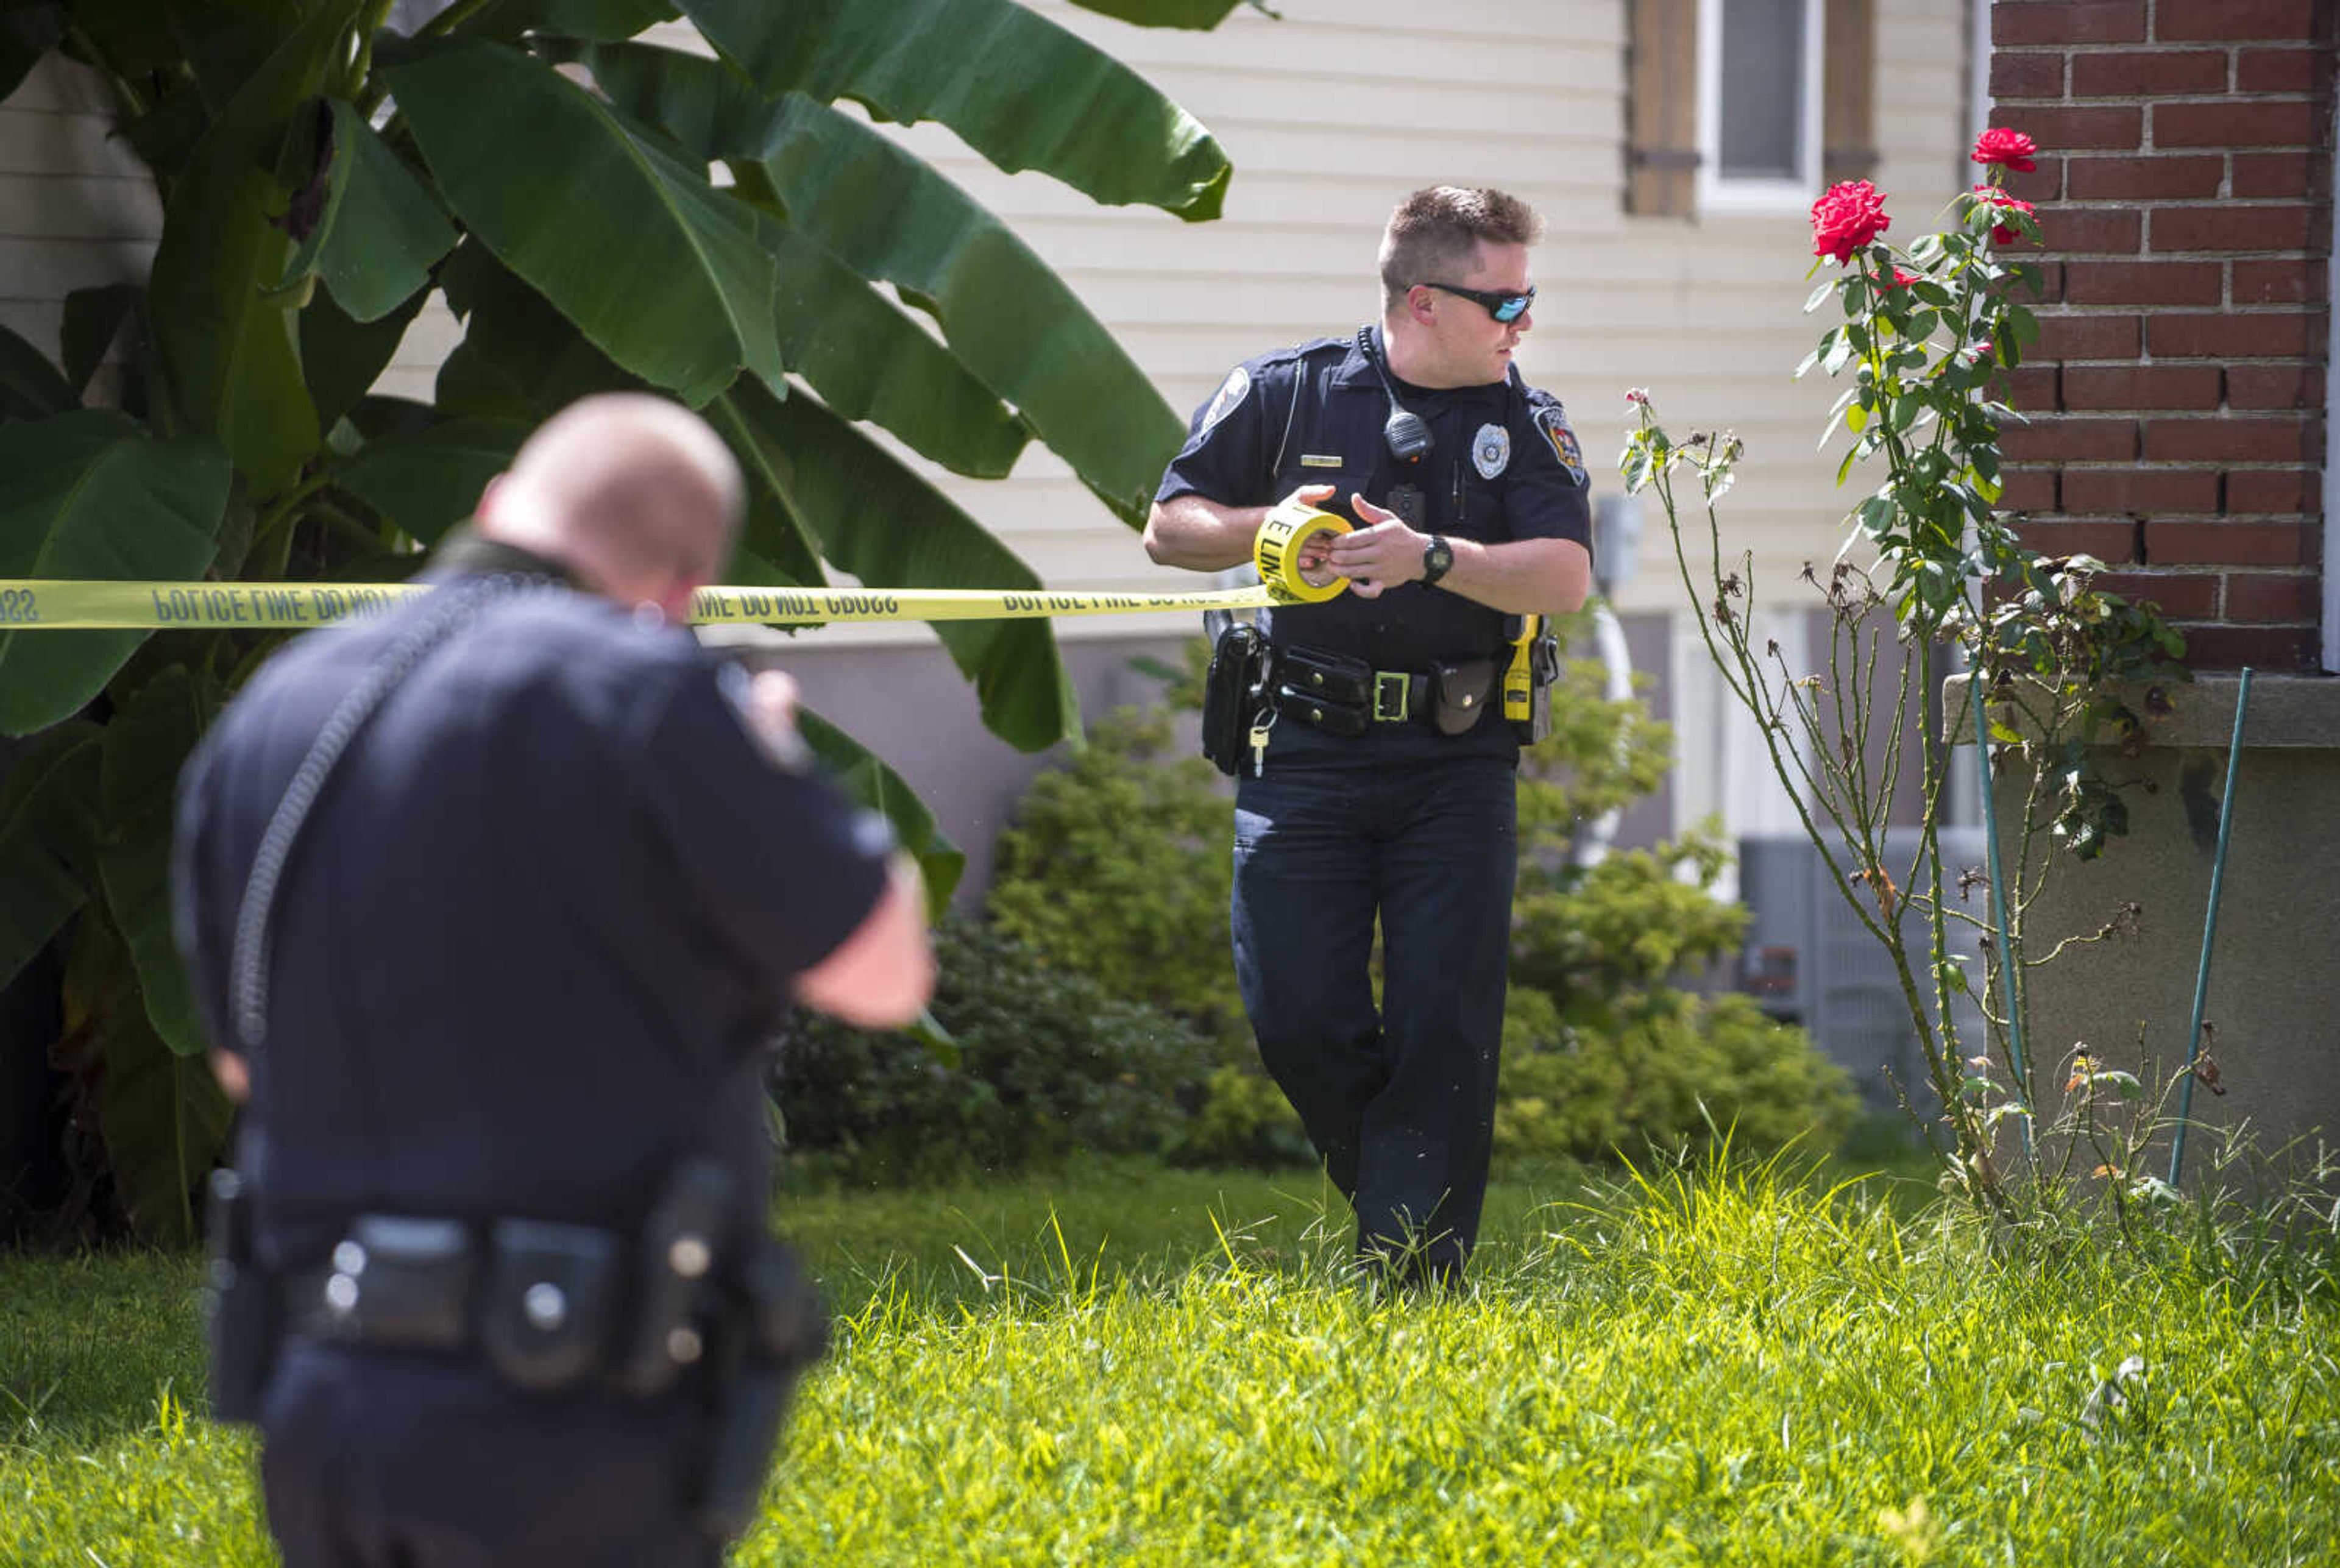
[0,508,1360,631]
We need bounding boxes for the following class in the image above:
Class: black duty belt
[1271,642,1499,737]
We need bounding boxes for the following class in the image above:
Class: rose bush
[1623,128,2188,1213]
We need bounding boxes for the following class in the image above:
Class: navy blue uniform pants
[1232,743,1517,1280]
[259,1341,725,1568]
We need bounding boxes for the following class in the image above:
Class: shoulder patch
[1200,366,1252,434]
[1534,404,1589,488]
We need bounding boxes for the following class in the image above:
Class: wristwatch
[1420,534,1454,586]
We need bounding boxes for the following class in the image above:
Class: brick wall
[1990,0,2336,670]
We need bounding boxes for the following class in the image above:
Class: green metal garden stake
[1975,723,2031,1156]
[2168,665,2253,1190]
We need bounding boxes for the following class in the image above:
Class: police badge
[1472,422,1510,480]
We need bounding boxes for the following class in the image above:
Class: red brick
[2144,520,2316,564]
[2045,209,2145,254]
[2071,51,2228,97]
[2065,468,2221,513]
[2225,467,2323,514]
[2016,519,2144,562]
[2231,152,2316,199]
[2155,0,2322,42]
[1995,2,2145,45]
[2001,417,2139,461]
[2143,417,2318,460]
[2152,204,2315,252]
[2235,259,2326,303]
[2063,364,2225,410]
[2013,105,2147,151]
[2065,155,2225,200]
[1992,52,2066,99]
[2002,365,2062,411]
[2236,49,2327,93]
[2147,311,2322,357]
[2000,470,2061,511]
[2226,365,2324,410]
[2033,314,2143,360]
[2174,623,2319,670]
[2224,572,2319,620]
[2094,572,2224,617]
[2061,261,2225,306]
[2156,100,2320,149]
[2005,160,2066,204]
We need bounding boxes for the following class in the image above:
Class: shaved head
[480,394,746,615]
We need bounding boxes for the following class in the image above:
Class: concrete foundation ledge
[1938,670,2340,1196]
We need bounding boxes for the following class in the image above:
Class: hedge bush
[775,920,1216,1185]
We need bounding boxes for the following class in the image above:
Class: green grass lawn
[4,1154,2335,1566]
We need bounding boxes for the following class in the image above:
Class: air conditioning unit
[1737,830,1991,1116]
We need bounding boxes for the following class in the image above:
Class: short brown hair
[1378,186,1544,310]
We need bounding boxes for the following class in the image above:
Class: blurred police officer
[173,392,934,1566]
[1144,187,1593,1285]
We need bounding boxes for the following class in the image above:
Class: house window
[1698,0,1825,211]
[1628,0,1875,219]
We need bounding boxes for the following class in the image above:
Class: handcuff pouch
[1200,621,1271,776]
[1427,658,1500,736]
[478,1219,623,1393]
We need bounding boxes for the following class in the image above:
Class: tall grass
[4,1154,2335,1566]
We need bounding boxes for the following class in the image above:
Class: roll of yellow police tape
[1252,499,1352,605]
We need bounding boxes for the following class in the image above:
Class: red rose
[1879,266,1921,290]
[1810,180,1892,264]
[1971,127,2038,173]
[1970,185,2036,244]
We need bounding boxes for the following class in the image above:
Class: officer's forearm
[1439,537,1592,617]
[1143,495,1267,572]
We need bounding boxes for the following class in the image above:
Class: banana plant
[0,0,1248,1241]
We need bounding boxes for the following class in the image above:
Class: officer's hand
[1329,497,1425,600]
[1278,483,1341,584]
[743,669,811,770]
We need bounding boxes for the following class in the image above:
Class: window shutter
[1626,0,1700,217]
[1821,0,1877,186]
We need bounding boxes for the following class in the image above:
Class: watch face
[1424,537,1453,582]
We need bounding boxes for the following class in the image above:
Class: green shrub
[776,920,1214,1184]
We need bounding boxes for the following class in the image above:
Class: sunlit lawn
[4,1154,2335,1566]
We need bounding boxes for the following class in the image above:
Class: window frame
[1695,0,1828,215]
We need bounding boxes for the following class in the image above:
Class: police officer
[1144,186,1594,1285]
[172,394,934,1566]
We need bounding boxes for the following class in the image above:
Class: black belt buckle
[1371,670,1410,723]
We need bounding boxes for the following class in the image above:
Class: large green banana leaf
[97,667,221,1057]
[0,322,76,422]
[0,721,102,993]
[712,375,1076,755]
[335,417,530,544]
[0,3,63,102]
[384,35,782,408]
[63,911,231,1245]
[147,2,353,494]
[282,97,458,324]
[1068,0,1257,24]
[795,707,963,910]
[677,0,1229,220]
[578,43,1182,523]
[302,282,432,433]
[0,411,232,735]
[464,0,678,43]
[756,210,1029,481]
[60,283,145,403]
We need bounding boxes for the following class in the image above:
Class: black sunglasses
[1421,280,1535,324]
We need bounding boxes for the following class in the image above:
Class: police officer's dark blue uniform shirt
[1158,325,1592,687]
